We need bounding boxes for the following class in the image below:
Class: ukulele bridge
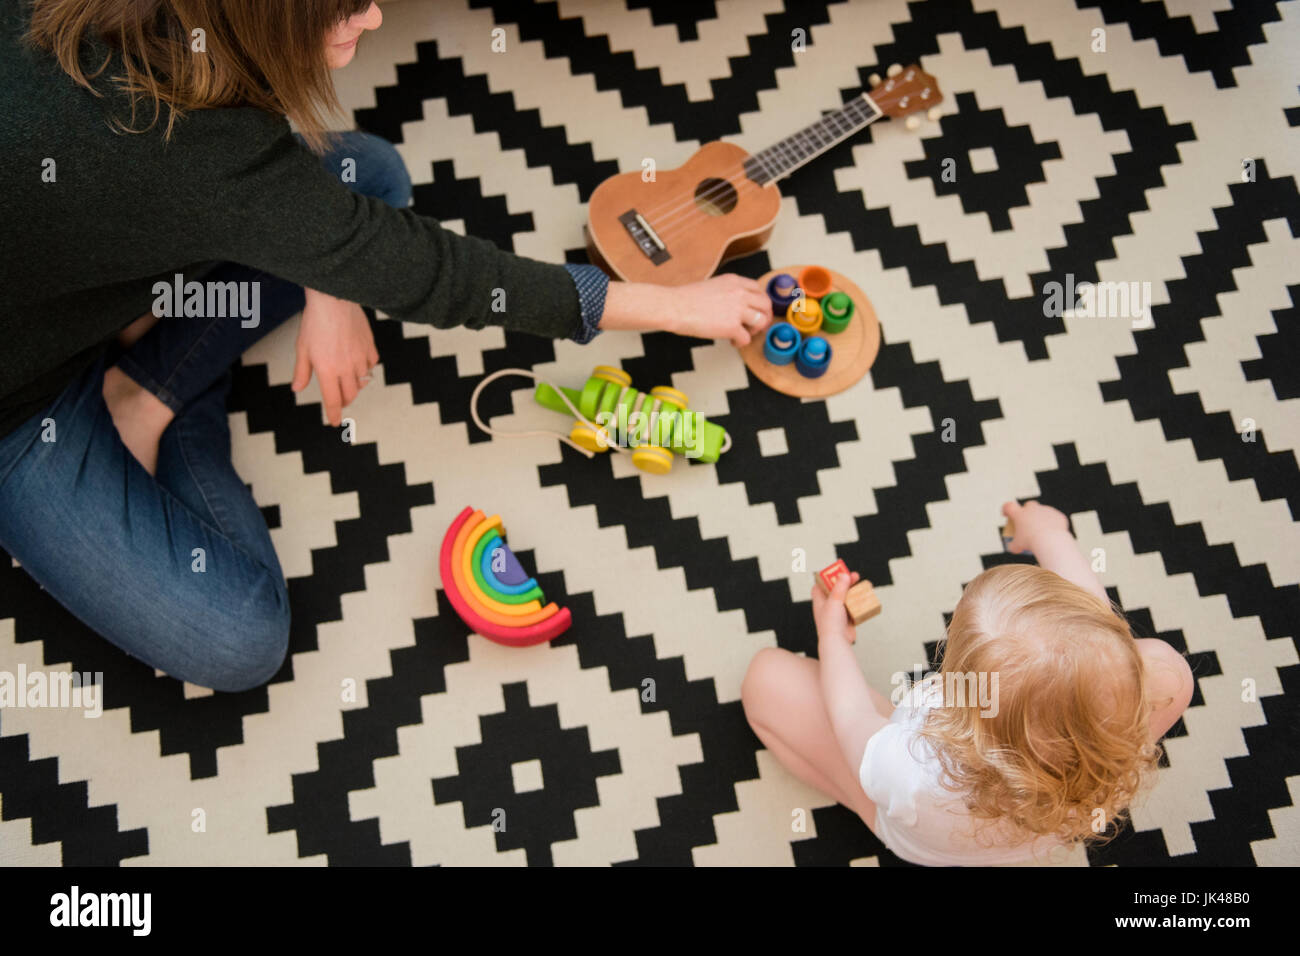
[618,210,671,265]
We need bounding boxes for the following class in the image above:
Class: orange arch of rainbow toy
[439,507,572,647]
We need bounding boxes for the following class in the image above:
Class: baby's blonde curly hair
[914,564,1163,849]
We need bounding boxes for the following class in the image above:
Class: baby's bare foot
[102,366,174,476]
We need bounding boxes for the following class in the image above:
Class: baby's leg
[741,648,889,827]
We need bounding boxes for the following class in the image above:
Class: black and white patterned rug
[3,0,1297,866]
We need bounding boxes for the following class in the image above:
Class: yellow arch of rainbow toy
[450,511,561,628]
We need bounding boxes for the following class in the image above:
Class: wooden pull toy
[817,559,882,634]
[469,365,731,477]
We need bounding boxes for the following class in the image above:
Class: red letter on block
[818,559,849,594]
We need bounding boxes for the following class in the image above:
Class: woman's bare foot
[102,365,174,476]
[115,311,162,348]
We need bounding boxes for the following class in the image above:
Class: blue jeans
[0,132,413,692]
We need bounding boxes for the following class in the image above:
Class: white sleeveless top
[859,675,1072,866]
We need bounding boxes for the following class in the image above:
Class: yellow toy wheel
[592,365,631,388]
[649,385,689,410]
[570,422,611,454]
[631,445,673,475]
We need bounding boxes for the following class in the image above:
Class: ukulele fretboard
[744,94,883,185]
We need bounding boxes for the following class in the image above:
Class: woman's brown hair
[25,0,373,152]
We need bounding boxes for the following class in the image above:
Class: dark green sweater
[0,0,582,439]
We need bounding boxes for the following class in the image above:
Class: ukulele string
[631,97,881,231]
[634,156,784,242]
[648,169,777,242]
[640,122,871,241]
[650,117,879,240]
[635,139,823,232]
[620,158,762,235]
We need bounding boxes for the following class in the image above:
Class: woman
[0,0,772,691]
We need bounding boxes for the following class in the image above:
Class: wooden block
[1001,515,1034,556]
[845,580,881,625]
[817,559,849,594]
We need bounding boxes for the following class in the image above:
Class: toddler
[741,501,1194,865]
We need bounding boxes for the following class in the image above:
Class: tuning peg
[905,115,920,131]
[869,73,881,86]
[887,63,902,77]
[927,106,941,121]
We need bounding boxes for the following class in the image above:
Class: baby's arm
[1002,501,1109,604]
[814,574,893,776]
[1137,638,1195,742]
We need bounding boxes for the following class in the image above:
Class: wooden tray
[738,265,881,398]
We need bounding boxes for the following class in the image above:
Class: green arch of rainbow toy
[439,507,572,647]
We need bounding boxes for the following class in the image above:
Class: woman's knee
[310,130,413,209]
[350,132,412,208]
[188,577,290,693]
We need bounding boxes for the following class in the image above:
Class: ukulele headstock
[866,64,943,128]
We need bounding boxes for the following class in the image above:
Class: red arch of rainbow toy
[439,506,572,647]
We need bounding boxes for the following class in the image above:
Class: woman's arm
[601,274,773,347]
[202,117,768,344]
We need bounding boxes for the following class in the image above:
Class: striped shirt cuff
[563,263,610,344]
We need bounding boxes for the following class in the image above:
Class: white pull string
[469,367,628,459]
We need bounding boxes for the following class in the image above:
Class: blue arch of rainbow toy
[479,531,541,598]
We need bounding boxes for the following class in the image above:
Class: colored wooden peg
[766,273,800,317]
[845,580,881,626]
[764,321,802,365]
[795,336,832,379]
[820,292,854,333]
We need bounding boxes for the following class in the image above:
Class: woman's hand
[665,274,773,346]
[600,274,772,346]
[811,571,860,647]
[1001,500,1069,555]
[294,288,380,427]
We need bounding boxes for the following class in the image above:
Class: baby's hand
[811,571,859,646]
[1002,500,1070,554]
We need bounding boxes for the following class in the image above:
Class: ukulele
[584,64,942,286]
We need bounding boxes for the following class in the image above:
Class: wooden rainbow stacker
[440,507,572,647]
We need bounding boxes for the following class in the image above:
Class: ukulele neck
[744,94,883,185]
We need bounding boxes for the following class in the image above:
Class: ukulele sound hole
[694,177,738,216]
